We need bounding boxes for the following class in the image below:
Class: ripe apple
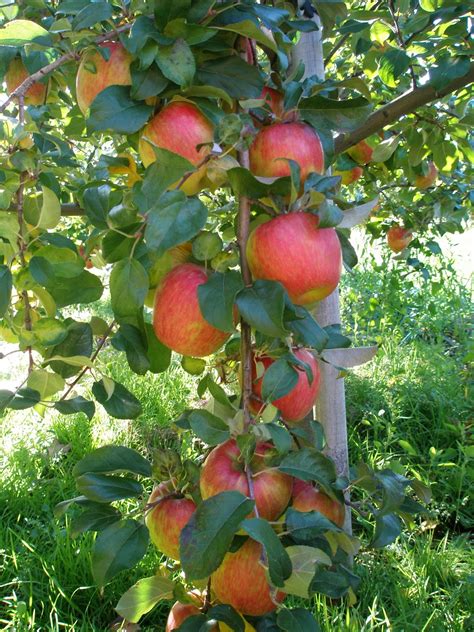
[211,538,285,616]
[387,225,413,253]
[200,439,292,521]
[146,484,196,560]
[250,348,320,423]
[260,86,285,119]
[292,479,345,527]
[139,101,214,196]
[347,140,373,165]
[249,121,324,186]
[153,263,230,357]
[414,161,438,189]
[76,42,132,114]
[5,58,47,105]
[246,212,342,306]
[333,166,363,186]
[166,591,219,632]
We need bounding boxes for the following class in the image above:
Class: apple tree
[0,0,471,629]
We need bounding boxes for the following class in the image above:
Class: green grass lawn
[1,251,472,631]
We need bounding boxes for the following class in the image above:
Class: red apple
[249,121,324,186]
[333,166,363,186]
[347,140,373,165]
[146,484,196,560]
[5,58,47,105]
[211,538,285,616]
[387,225,413,253]
[165,592,218,632]
[414,161,438,189]
[153,263,230,357]
[260,86,285,119]
[200,439,292,521]
[250,348,320,423]
[246,212,342,306]
[139,101,214,195]
[292,479,345,527]
[76,42,132,114]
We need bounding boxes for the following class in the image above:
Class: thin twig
[388,0,417,89]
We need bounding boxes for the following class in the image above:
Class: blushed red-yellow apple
[139,100,214,196]
[387,225,413,253]
[211,538,285,616]
[5,58,47,105]
[292,479,345,527]
[153,263,230,357]
[333,166,363,186]
[200,439,292,521]
[347,140,373,165]
[165,592,218,632]
[414,161,438,189]
[249,121,324,186]
[250,348,320,423]
[76,42,132,114]
[146,484,196,560]
[246,212,342,306]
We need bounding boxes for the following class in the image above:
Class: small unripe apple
[5,58,47,105]
[333,166,363,185]
[153,263,230,357]
[249,121,324,187]
[146,484,196,560]
[387,225,413,253]
[292,479,345,527]
[76,42,132,114]
[200,439,292,521]
[211,538,286,616]
[347,140,373,165]
[250,348,321,423]
[414,161,438,189]
[139,101,214,196]
[246,212,342,306]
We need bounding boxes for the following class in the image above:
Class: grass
[1,249,472,631]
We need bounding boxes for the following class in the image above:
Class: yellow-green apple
[76,42,132,114]
[249,121,324,186]
[246,212,342,306]
[347,140,373,165]
[414,161,438,189]
[5,58,47,105]
[146,483,196,560]
[153,263,230,357]
[250,348,320,423]
[387,225,413,253]
[139,100,214,196]
[292,479,345,527]
[260,86,285,119]
[211,538,285,616]
[200,439,292,521]
[333,166,363,186]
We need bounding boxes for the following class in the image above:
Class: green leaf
[54,396,95,421]
[48,322,92,378]
[236,280,288,338]
[371,136,400,163]
[27,369,65,399]
[376,469,408,515]
[277,608,321,632]
[0,264,12,317]
[180,491,254,579]
[286,508,341,543]
[0,19,51,46]
[0,387,40,411]
[130,64,168,100]
[87,86,153,134]
[156,38,196,87]
[336,231,358,271]
[33,318,68,347]
[72,1,112,30]
[45,271,103,308]
[197,56,264,98]
[112,325,150,375]
[285,305,329,352]
[76,473,143,503]
[198,271,242,332]
[192,232,222,261]
[241,518,292,587]
[92,519,149,586]
[144,191,207,258]
[110,259,149,318]
[212,19,277,52]
[283,545,332,598]
[279,449,336,489]
[145,322,171,373]
[139,151,195,206]
[83,185,111,229]
[261,359,298,402]
[300,96,372,134]
[92,380,142,419]
[115,575,175,623]
[429,56,470,91]
[34,187,61,230]
[70,504,121,537]
[372,513,402,548]
[206,605,245,632]
[73,445,152,478]
[265,423,292,455]
[310,564,360,599]
[378,49,410,88]
[187,409,230,446]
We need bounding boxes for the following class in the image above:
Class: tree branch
[0,23,133,115]
[335,62,474,155]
